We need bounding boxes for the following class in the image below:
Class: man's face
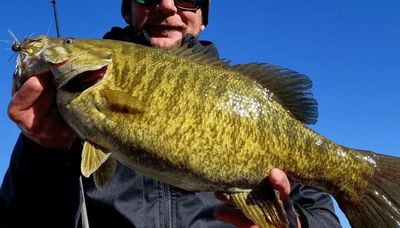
[128,0,204,49]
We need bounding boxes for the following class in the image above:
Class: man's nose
[157,0,177,15]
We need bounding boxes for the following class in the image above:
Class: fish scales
[13,36,400,227]
[66,40,374,197]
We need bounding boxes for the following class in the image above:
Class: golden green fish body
[43,37,375,198]
[15,36,400,227]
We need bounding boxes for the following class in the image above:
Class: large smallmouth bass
[13,36,400,227]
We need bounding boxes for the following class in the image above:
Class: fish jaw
[14,54,51,88]
[52,64,110,90]
[41,41,112,90]
[14,36,51,88]
[13,35,73,88]
[14,35,114,92]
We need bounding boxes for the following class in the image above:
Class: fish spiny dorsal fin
[81,141,111,178]
[232,63,318,125]
[167,40,230,67]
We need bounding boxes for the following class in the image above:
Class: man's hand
[8,74,77,150]
[214,168,301,228]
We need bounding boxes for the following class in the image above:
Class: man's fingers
[32,82,57,118]
[8,75,54,129]
[41,108,72,134]
[10,76,48,112]
[268,168,291,201]
[214,206,258,228]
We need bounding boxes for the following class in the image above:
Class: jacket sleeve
[0,133,83,228]
[290,183,341,228]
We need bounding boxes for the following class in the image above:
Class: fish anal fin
[94,157,117,189]
[101,89,145,114]
[81,141,111,178]
[232,63,318,125]
[225,179,288,228]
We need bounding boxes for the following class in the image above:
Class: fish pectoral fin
[101,89,145,114]
[225,179,288,228]
[93,157,117,189]
[81,141,111,178]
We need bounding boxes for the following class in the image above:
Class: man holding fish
[2,0,340,227]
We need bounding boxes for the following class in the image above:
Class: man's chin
[150,36,183,49]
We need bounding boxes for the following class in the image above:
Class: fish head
[13,35,118,146]
[14,35,114,94]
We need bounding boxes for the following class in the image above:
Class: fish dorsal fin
[167,41,230,67]
[81,141,111,178]
[232,63,318,125]
[93,157,117,189]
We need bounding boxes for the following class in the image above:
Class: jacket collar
[103,26,219,58]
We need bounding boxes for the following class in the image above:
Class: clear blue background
[1,1,399,227]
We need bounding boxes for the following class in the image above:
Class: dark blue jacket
[0,26,341,228]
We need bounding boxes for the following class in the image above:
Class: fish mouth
[62,66,108,93]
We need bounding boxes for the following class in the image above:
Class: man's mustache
[144,18,186,29]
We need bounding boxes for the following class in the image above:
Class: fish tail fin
[338,152,400,228]
[226,179,288,228]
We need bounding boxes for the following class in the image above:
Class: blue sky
[1,1,399,227]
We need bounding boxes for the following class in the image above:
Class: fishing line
[51,0,61,37]
[46,20,54,36]
[79,176,90,228]
[49,2,89,228]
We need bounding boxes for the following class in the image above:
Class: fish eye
[64,39,73,45]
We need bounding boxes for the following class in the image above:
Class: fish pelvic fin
[81,141,116,189]
[81,141,111,178]
[101,89,145,114]
[93,156,117,189]
[225,179,288,228]
[338,151,400,228]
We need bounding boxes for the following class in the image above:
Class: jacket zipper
[160,182,173,228]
